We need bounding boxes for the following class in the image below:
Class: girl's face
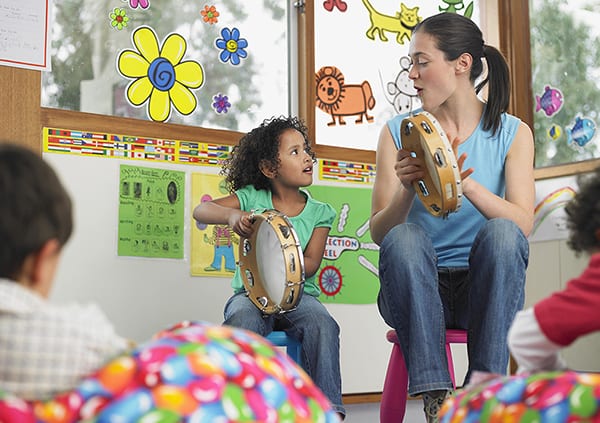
[273,128,314,188]
[408,31,458,112]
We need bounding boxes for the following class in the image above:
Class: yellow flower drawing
[117,26,204,122]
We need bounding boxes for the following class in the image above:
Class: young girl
[369,13,535,422]
[193,115,345,419]
[508,167,600,373]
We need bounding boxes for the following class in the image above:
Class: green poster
[118,164,185,258]
[307,185,379,304]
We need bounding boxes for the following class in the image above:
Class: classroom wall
[45,152,392,395]
[43,151,600,398]
[526,240,599,371]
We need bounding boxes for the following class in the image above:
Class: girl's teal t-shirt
[232,185,336,297]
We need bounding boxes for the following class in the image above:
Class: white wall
[45,153,392,394]
[45,151,599,398]
[526,240,599,371]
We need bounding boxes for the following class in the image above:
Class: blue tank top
[387,111,520,267]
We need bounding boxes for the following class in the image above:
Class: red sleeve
[534,254,600,346]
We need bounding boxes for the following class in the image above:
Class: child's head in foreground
[220,115,315,193]
[0,144,72,295]
[565,166,600,255]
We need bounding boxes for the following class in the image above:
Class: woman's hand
[395,148,425,192]
[452,137,474,189]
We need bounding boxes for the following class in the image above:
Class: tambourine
[238,210,305,315]
[400,111,462,217]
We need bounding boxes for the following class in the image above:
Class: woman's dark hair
[221,115,315,192]
[565,167,600,254]
[0,144,73,279]
[414,13,509,135]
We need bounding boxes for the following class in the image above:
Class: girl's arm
[192,194,254,238]
[302,226,331,279]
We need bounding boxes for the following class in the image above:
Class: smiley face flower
[215,27,248,66]
[117,26,204,122]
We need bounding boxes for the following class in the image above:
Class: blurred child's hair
[221,116,315,192]
[565,167,600,254]
[0,144,73,279]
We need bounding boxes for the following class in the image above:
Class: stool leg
[445,342,456,388]
[380,343,409,423]
[289,341,302,366]
[266,332,303,367]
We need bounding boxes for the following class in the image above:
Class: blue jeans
[223,292,346,417]
[377,219,528,396]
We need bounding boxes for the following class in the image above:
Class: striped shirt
[0,279,129,400]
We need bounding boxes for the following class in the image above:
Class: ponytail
[476,45,510,135]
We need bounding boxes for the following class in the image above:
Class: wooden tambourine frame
[238,210,305,315]
[400,111,463,218]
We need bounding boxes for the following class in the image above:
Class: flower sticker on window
[201,5,219,24]
[215,27,248,66]
[117,26,204,123]
[122,0,150,9]
[110,8,129,30]
[212,93,231,114]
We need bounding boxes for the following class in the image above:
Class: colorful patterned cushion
[440,370,600,422]
[0,321,339,422]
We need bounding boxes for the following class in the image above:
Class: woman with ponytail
[370,12,534,423]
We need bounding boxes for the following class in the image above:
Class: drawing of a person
[204,224,236,272]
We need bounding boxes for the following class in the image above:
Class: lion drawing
[315,66,376,127]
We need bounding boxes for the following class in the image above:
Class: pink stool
[380,329,468,423]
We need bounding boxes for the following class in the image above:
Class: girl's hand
[229,210,255,238]
[395,148,425,192]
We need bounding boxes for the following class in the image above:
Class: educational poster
[307,185,379,304]
[190,172,239,277]
[117,164,185,258]
[0,0,51,71]
[530,175,579,243]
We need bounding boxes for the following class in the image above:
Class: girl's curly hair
[221,115,315,192]
[565,167,600,254]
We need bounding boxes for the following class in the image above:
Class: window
[42,0,292,134]
[530,0,600,169]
